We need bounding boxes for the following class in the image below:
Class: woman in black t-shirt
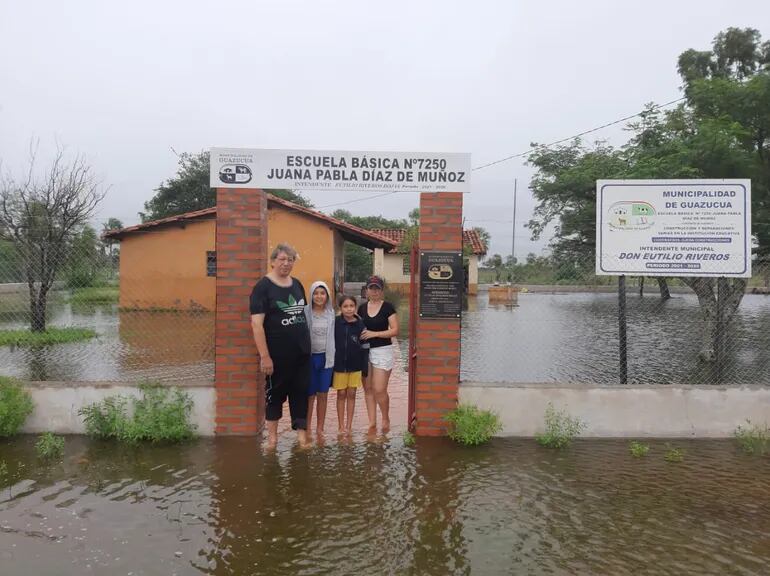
[358,275,399,433]
[250,243,311,449]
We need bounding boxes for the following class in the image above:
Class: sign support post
[618,275,628,385]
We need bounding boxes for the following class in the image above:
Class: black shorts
[264,354,310,430]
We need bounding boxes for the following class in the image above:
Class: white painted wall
[382,253,410,283]
[468,255,479,285]
[373,247,385,277]
[22,382,216,436]
[460,383,770,438]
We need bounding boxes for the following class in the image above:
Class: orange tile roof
[371,228,487,255]
[103,195,397,250]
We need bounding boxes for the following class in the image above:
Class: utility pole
[511,178,517,284]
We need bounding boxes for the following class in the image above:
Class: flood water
[461,291,770,385]
[0,294,213,382]
[3,290,770,386]
[1,435,768,575]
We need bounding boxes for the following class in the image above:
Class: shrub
[664,444,684,463]
[402,430,416,447]
[734,420,770,455]
[629,440,650,458]
[0,376,34,437]
[79,384,196,443]
[79,395,130,439]
[535,403,586,449]
[444,404,502,446]
[36,432,65,459]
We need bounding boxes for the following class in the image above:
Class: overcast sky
[1,1,768,258]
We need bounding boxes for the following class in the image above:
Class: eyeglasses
[275,256,295,263]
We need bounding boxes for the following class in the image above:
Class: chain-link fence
[462,255,770,386]
[0,235,214,383]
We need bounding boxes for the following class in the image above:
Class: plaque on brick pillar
[419,251,464,319]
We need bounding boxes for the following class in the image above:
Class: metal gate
[407,244,419,431]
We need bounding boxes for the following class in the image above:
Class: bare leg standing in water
[363,370,377,431]
[359,276,398,434]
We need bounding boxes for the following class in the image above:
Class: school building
[370,228,487,294]
[104,195,397,311]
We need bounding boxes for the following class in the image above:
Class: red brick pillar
[414,192,463,436]
[215,187,267,435]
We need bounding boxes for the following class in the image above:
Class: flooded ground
[461,292,770,385]
[1,435,768,575]
[3,290,770,386]
[0,295,213,382]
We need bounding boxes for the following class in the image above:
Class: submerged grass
[664,444,685,463]
[35,432,65,460]
[629,441,650,457]
[734,420,770,455]
[0,327,97,346]
[535,403,586,449]
[69,287,119,304]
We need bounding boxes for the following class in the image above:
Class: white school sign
[209,148,471,193]
[596,179,751,277]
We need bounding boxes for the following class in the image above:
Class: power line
[471,96,687,172]
[314,97,688,209]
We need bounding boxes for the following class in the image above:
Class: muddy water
[1,435,768,576]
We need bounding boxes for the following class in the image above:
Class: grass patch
[734,420,770,455]
[0,376,33,436]
[629,441,650,458]
[535,403,586,449]
[444,404,502,446]
[402,430,416,447]
[0,327,97,346]
[79,384,197,443]
[664,444,684,463]
[69,287,119,304]
[36,432,65,459]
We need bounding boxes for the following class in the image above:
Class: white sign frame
[596,179,751,278]
[210,148,471,193]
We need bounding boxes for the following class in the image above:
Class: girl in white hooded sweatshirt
[304,281,336,435]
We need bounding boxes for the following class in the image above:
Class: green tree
[331,209,409,282]
[65,225,108,288]
[484,254,504,282]
[526,27,769,362]
[141,151,312,222]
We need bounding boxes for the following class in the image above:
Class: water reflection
[462,292,770,385]
[1,437,769,575]
[0,294,213,382]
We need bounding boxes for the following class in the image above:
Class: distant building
[370,229,487,294]
[104,195,396,311]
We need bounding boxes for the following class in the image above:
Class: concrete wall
[21,381,216,436]
[460,382,770,438]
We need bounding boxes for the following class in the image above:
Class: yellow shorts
[332,371,362,390]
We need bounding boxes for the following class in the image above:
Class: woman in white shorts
[358,275,399,433]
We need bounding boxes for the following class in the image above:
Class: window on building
[206,251,217,277]
[402,255,410,275]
